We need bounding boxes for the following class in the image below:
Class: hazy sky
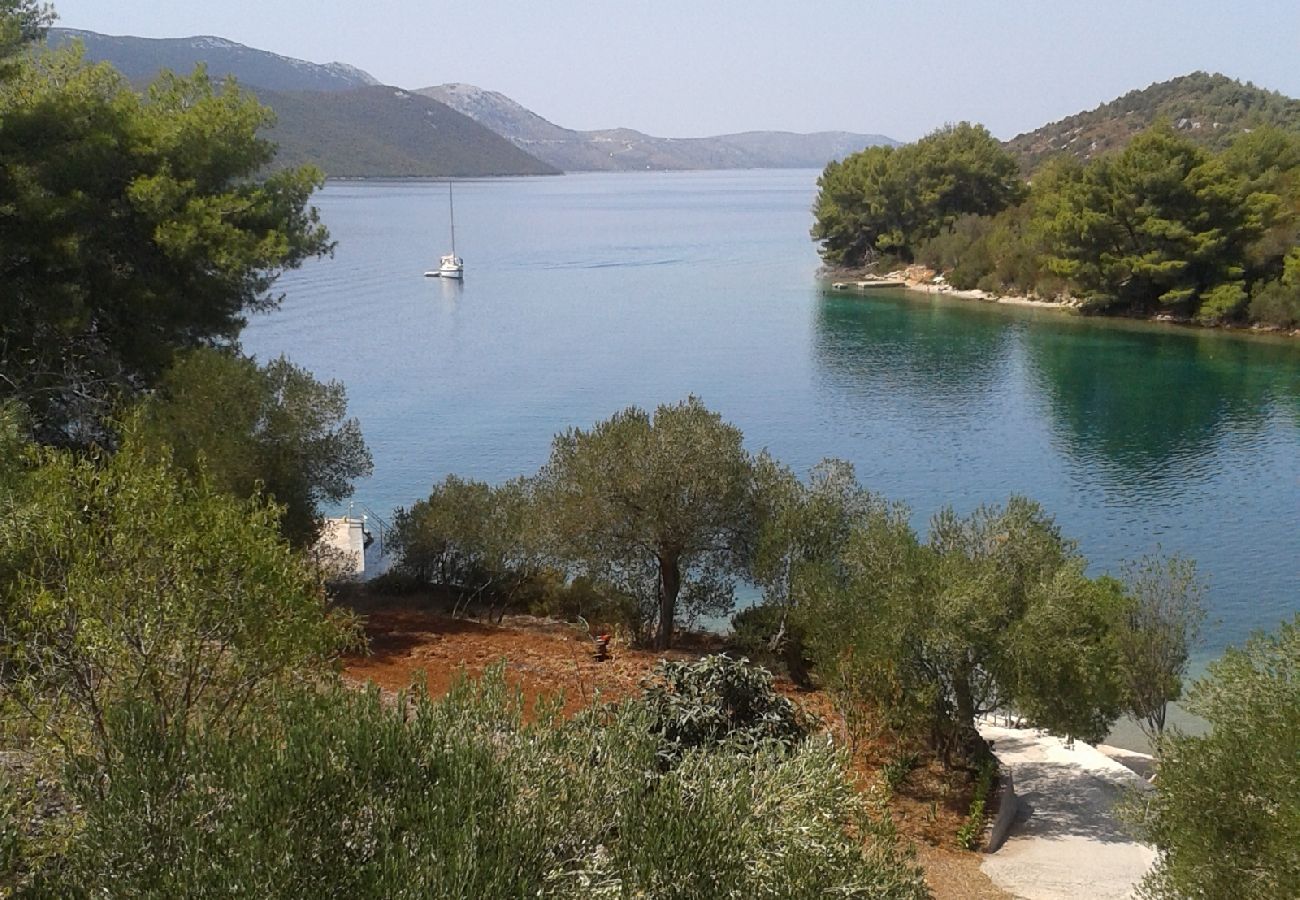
[50,1,1300,141]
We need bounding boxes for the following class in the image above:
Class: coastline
[822,266,1300,340]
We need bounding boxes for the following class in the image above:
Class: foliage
[802,496,1129,764]
[0,419,351,771]
[886,122,1300,327]
[1114,554,1206,744]
[21,668,929,899]
[1032,127,1274,317]
[138,348,372,547]
[916,203,1058,295]
[879,752,921,794]
[390,474,543,620]
[955,755,997,850]
[1003,565,1129,743]
[536,397,755,649]
[640,654,807,764]
[813,122,1024,267]
[0,45,331,444]
[524,573,639,633]
[744,456,881,685]
[729,602,812,686]
[1131,615,1300,899]
[1248,248,1300,328]
[0,1,52,72]
[0,771,19,885]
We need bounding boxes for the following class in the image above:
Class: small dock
[831,278,907,291]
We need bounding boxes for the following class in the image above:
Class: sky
[49,1,1300,142]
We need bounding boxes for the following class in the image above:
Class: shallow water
[242,170,1300,669]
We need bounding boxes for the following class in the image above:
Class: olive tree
[390,475,544,620]
[741,457,889,684]
[803,496,1130,764]
[1131,615,1299,899]
[536,397,755,649]
[1115,553,1206,745]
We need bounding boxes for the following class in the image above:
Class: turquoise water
[241,170,1300,664]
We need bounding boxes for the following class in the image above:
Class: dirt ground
[342,603,1011,899]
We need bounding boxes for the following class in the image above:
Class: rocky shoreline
[822,265,1300,339]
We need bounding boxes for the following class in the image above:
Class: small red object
[594,634,611,661]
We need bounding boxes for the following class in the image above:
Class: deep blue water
[242,170,1300,667]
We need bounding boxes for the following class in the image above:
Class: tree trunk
[952,667,981,767]
[656,552,681,650]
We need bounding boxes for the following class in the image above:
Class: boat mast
[448,181,456,257]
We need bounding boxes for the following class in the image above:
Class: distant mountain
[257,86,559,178]
[43,29,557,178]
[1007,72,1300,168]
[48,27,379,92]
[45,29,893,176]
[419,83,897,171]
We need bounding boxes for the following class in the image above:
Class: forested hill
[41,29,559,178]
[1007,72,1300,168]
[47,28,379,92]
[258,86,560,178]
[419,82,897,171]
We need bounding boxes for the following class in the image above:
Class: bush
[1130,615,1300,899]
[802,496,1128,765]
[24,668,929,899]
[525,573,639,632]
[0,421,352,770]
[879,752,921,793]
[1195,282,1250,324]
[640,654,808,764]
[955,756,997,850]
[0,772,19,886]
[1248,277,1300,328]
[916,214,995,288]
[730,604,813,687]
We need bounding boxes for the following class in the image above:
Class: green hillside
[258,86,560,178]
[1007,72,1300,168]
[48,27,378,92]
[45,29,558,178]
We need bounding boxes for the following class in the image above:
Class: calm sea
[241,170,1300,669]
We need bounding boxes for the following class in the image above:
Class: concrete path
[979,724,1157,900]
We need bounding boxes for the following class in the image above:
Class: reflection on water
[1024,322,1300,489]
[814,288,1300,654]
[814,293,1017,417]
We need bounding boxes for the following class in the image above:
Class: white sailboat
[425,181,463,279]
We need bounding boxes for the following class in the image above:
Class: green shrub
[0,771,19,887]
[1195,282,1249,324]
[361,568,428,597]
[25,668,929,899]
[1130,615,1300,899]
[880,752,921,793]
[955,756,997,850]
[0,422,352,769]
[1248,277,1300,329]
[525,573,639,632]
[729,604,813,687]
[640,654,808,764]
